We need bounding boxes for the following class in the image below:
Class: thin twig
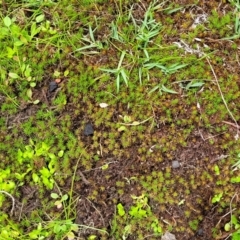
[18,202,24,221]
[216,208,236,227]
[222,120,240,129]
[0,190,15,216]
[206,58,239,140]
[78,170,90,185]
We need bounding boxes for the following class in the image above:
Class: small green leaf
[29,82,36,88]
[20,35,28,44]
[40,167,51,178]
[101,164,109,170]
[165,6,184,14]
[212,192,223,203]
[51,193,59,199]
[9,72,19,79]
[37,223,42,231]
[48,153,56,160]
[87,235,97,240]
[149,84,160,94]
[224,223,231,231]
[231,176,240,183]
[32,173,39,183]
[58,150,64,157]
[0,27,9,38]
[14,40,24,46]
[28,230,39,239]
[67,231,75,240]
[3,16,12,27]
[33,99,40,104]
[61,194,68,201]
[54,200,62,209]
[31,22,41,37]
[118,126,126,132]
[70,224,78,232]
[54,70,61,77]
[64,69,69,77]
[117,203,126,216]
[36,14,45,23]
[27,89,33,99]
[186,82,204,89]
[24,65,32,77]
[178,199,185,205]
[123,115,131,123]
[161,85,178,94]
[231,215,239,225]
[214,165,220,175]
[29,138,34,145]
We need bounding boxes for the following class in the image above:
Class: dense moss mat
[0,0,240,239]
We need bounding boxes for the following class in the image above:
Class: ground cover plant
[0,0,240,239]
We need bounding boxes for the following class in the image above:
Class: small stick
[0,190,15,216]
[78,170,90,185]
[222,120,240,129]
[216,208,236,227]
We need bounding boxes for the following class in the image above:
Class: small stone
[197,228,204,236]
[172,160,180,169]
[161,231,176,240]
[49,81,58,92]
[83,123,94,136]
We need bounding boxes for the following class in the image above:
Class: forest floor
[0,0,240,239]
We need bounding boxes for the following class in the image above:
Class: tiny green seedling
[178,199,185,206]
[26,88,40,104]
[224,214,240,240]
[214,165,220,175]
[16,140,64,189]
[124,177,137,185]
[231,176,240,183]
[129,194,150,219]
[211,192,223,203]
[0,169,16,208]
[101,164,109,170]
[51,193,69,209]
[88,235,97,240]
[151,219,162,234]
[117,203,126,217]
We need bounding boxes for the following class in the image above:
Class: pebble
[197,228,204,236]
[49,81,58,92]
[161,231,176,240]
[172,160,180,169]
[83,123,94,136]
